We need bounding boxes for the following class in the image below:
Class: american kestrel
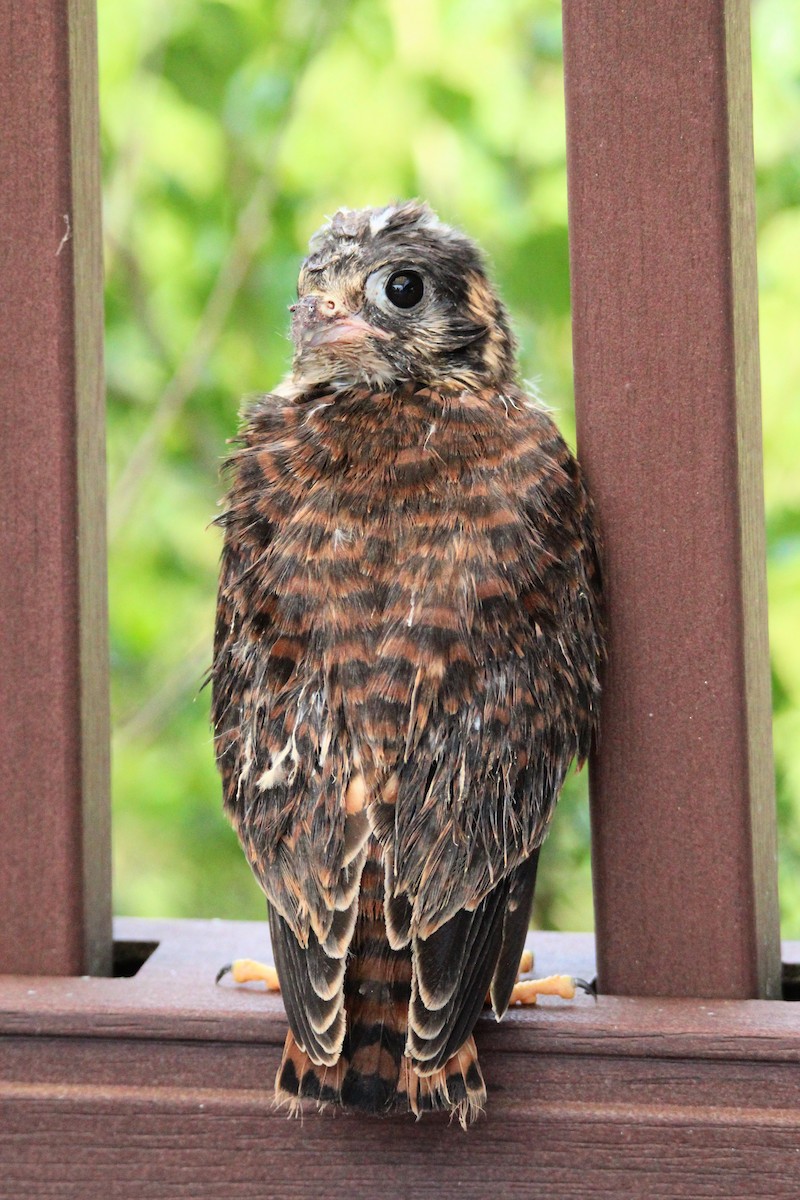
[212,202,603,1125]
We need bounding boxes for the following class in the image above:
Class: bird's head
[289,201,517,392]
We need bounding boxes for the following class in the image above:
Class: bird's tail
[274,841,486,1126]
[275,1029,485,1129]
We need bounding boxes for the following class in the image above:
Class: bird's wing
[389,850,541,1073]
[211,406,370,1065]
[370,658,555,1071]
[370,408,603,1070]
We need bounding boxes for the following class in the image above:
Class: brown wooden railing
[1,2,797,1197]
[565,0,780,1001]
[0,0,111,979]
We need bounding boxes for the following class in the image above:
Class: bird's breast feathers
[226,382,583,702]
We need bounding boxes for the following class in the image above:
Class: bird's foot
[505,947,594,1005]
[508,973,593,1005]
[215,959,281,991]
[214,952,590,1004]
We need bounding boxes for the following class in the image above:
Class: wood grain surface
[0,0,111,976]
[564,0,780,999]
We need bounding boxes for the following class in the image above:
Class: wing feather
[407,879,509,1070]
[271,910,346,1065]
[212,405,367,1068]
[489,849,540,1017]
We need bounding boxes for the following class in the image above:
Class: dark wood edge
[68,0,113,978]
[723,0,781,1003]
[2,919,800,1060]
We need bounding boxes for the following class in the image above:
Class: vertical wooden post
[0,0,111,975]
[563,0,781,998]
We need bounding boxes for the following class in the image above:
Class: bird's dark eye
[385,270,424,309]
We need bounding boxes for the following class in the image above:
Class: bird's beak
[305,313,391,348]
[290,295,391,350]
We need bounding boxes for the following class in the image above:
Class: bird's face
[290,202,516,392]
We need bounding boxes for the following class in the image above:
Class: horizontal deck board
[3,920,800,1057]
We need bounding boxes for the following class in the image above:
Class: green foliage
[100,0,800,934]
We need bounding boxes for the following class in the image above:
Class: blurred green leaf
[158,3,252,112]
[500,226,571,318]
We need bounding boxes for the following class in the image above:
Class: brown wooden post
[563,0,781,998]
[0,0,111,975]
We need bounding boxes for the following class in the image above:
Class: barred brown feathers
[211,201,604,1124]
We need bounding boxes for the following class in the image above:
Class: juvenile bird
[211,201,604,1125]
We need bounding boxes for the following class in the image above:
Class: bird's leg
[216,959,281,991]
[507,948,593,1005]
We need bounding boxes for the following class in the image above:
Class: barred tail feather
[398,1036,486,1128]
[274,840,486,1126]
[339,1017,407,1113]
[275,1031,346,1113]
[275,1025,405,1117]
[274,1030,486,1128]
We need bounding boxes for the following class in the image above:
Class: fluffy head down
[290,201,516,391]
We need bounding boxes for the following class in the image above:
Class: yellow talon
[217,958,281,991]
[508,974,578,1005]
